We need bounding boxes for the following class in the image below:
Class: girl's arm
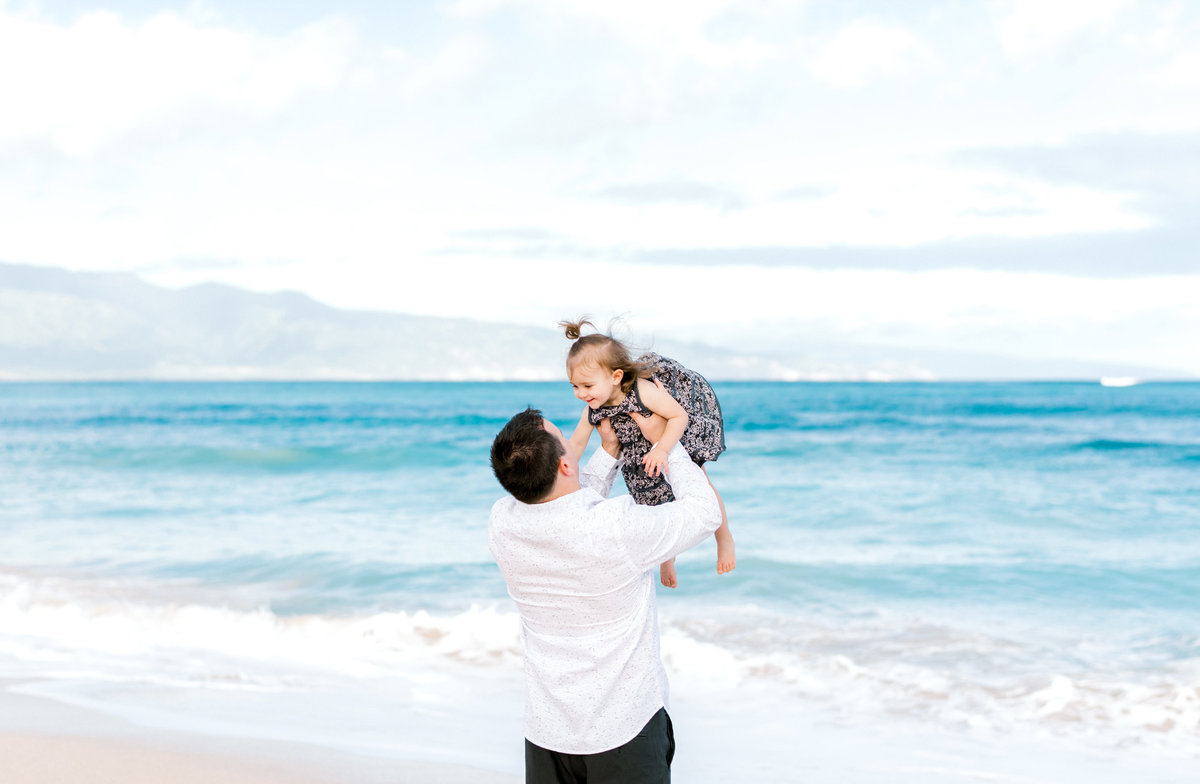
[568,406,595,461]
[636,377,688,477]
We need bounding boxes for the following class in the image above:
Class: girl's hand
[642,445,669,477]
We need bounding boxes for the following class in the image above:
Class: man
[489,407,722,783]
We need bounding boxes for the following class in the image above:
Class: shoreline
[0,686,518,784]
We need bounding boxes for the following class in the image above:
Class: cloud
[627,227,1197,277]
[450,0,774,70]
[0,7,355,156]
[448,227,564,242]
[438,226,588,259]
[954,130,1200,222]
[958,206,1047,218]
[809,21,934,89]
[1152,49,1200,89]
[394,33,493,97]
[156,256,249,273]
[992,0,1134,57]
[593,181,745,211]
[2,1,1199,377]
[775,185,838,202]
[365,255,1199,374]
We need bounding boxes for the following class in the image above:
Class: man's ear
[559,454,575,478]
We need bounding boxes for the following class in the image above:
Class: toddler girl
[561,318,734,587]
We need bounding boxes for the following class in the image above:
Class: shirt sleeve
[580,447,621,497]
[612,444,722,571]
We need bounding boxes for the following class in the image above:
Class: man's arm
[580,417,622,497]
[613,444,721,571]
[567,406,594,461]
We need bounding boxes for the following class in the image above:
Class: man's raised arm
[581,417,623,497]
[616,444,721,572]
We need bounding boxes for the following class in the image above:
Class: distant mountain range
[0,261,1187,381]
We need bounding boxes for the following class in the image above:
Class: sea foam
[3,568,1197,757]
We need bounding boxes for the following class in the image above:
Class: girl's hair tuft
[558,316,653,395]
[559,317,594,341]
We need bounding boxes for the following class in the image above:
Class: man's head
[491,407,572,503]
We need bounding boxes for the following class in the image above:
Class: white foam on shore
[2,569,1198,780]
[658,610,1200,752]
[0,570,521,685]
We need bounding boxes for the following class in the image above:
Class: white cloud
[1151,49,1200,89]
[2,1,1199,375]
[451,0,774,70]
[809,21,934,89]
[393,34,493,96]
[993,0,1134,57]
[570,159,1151,250]
[249,253,1198,373]
[0,8,355,156]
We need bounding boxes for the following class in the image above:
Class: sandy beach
[0,687,518,784]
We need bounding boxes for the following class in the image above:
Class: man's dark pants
[524,707,674,783]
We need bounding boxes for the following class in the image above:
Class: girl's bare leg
[660,558,678,588]
[706,470,735,575]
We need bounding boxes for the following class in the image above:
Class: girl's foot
[660,559,678,588]
[716,531,736,575]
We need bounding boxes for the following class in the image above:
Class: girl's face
[569,363,625,409]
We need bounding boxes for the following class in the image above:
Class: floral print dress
[587,353,725,506]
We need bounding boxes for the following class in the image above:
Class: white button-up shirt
[488,443,722,754]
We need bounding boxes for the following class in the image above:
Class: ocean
[1,381,1197,781]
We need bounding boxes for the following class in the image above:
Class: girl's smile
[569,365,625,409]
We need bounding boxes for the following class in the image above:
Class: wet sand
[0,688,519,784]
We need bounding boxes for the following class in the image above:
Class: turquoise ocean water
[1,381,1197,779]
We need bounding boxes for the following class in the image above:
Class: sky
[1,0,1198,375]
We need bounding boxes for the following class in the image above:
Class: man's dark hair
[491,407,565,503]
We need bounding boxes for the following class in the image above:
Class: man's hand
[597,418,620,458]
